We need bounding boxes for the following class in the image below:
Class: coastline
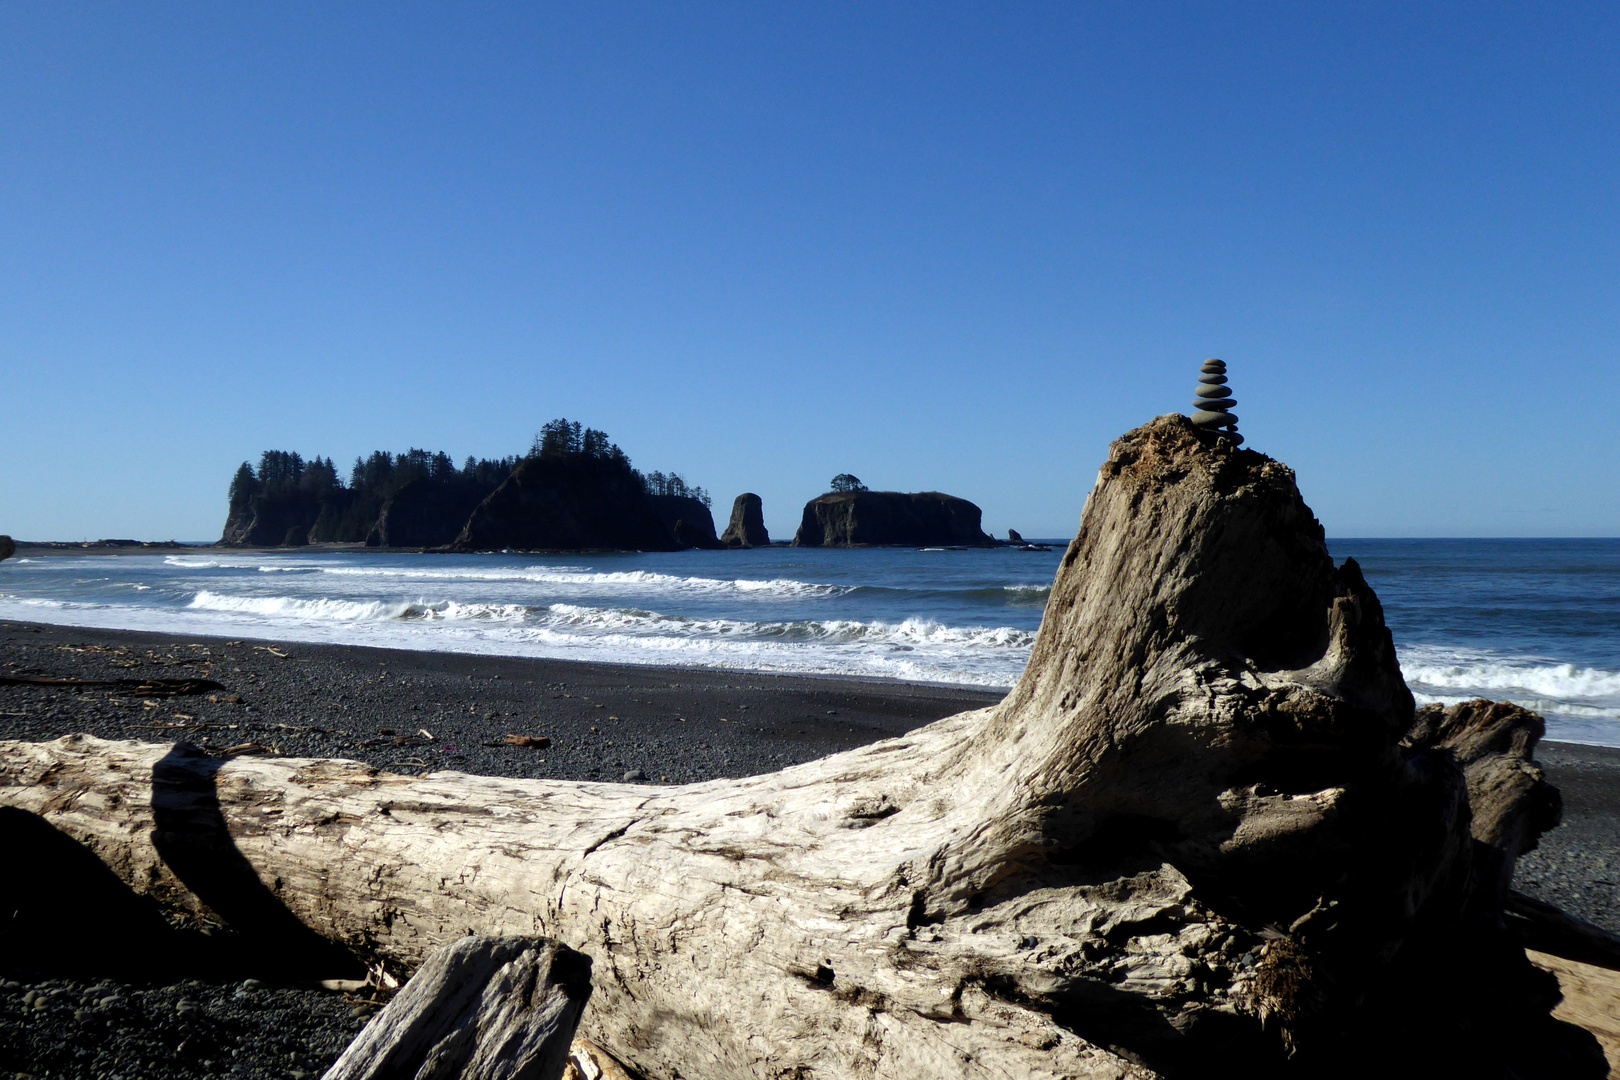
[3,617,1617,1077]
[1,616,1613,930]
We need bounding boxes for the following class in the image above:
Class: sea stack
[1189,357,1243,446]
[720,493,770,548]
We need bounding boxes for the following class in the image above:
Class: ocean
[1,539,1616,746]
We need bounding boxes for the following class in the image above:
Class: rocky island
[792,488,996,547]
[219,420,718,552]
[720,492,770,548]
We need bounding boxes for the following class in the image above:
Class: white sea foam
[1399,643,1620,724]
[162,554,850,598]
[187,590,530,624]
[539,603,1035,649]
[320,565,848,597]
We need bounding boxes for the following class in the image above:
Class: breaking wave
[187,591,531,623]
[1400,643,1620,722]
[165,555,848,598]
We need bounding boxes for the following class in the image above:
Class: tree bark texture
[0,416,1604,1079]
[322,935,591,1080]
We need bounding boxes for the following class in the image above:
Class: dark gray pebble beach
[3,618,1616,1079]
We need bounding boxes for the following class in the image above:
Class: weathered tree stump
[0,416,1605,1078]
[323,935,591,1080]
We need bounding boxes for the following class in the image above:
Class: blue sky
[3,2,1616,541]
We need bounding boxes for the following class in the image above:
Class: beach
[0,619,1003,1080]
[3,617,1617,1078]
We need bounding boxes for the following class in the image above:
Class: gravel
[0,973,372,1079]
[1512,740,1620,934]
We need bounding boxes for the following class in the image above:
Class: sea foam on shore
[4,539,1619,744]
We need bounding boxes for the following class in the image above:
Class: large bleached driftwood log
[0,416,1605,1079]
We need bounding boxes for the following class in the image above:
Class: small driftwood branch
[322,935,592,1080]
[0,675,227,696]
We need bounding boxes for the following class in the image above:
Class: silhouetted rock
[454,456,678,552]
[1007,528,1023,544]
[0,536,13,562]
[793,491,995,547]
[221,489,324,547]
[651,495,721,549]
[721,494,770,548]
[367,477,501,549]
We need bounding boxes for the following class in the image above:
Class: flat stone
[1194,384,1234,399]
[1191,398,1236,411]
[1200,360,1226,372]
[1197,374,1228,385]
[1191,410,1239,427]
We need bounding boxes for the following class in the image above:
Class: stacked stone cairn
[1190,358,1243,446]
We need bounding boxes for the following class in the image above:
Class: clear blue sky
[3,2,1616,541]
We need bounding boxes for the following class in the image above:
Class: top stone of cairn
[1190,358,1242,445]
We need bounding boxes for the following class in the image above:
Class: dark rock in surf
[721,493,771,549]
[792,491,996,548]
[1008,528,1024,544]
[0,535,14,562]
[454,456,678,552]
[651,495,722,550]
[366,477,497,549]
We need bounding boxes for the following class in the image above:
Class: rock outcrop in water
[220,423,716,551]
[649,495,721,550]
[453,455,689,552]
[221,451,517,548]
[720,493,770,548]
[0,536,14,563]
[365,477,500,549]
[792,490,996,547]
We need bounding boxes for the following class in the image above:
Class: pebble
[623,768,647,782]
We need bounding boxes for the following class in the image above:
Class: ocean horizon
[3,537,1616,747]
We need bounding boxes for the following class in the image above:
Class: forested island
[222,421,1012,551]
[221,420,717,551]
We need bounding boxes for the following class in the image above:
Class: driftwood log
[323,935,591,1080]
[0,416,1606,1079]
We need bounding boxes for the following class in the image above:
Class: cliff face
[367,479,497,549]
[219,491,322,547]
[720,493,770,548]
[649,495,721,549]
[792,490,996,547]
[454,457,679,552]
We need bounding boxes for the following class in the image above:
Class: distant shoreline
[7,539,1070,557]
